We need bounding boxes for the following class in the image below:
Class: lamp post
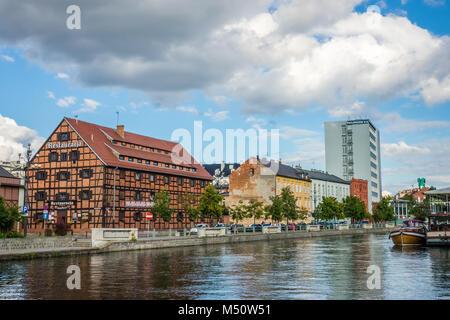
[20,144,33,237]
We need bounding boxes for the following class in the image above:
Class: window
[58,132,70,141]
[150,148,154,152]
[60,152,68,161]
[135,172,141,181]
[49,152,58,162]
[371,171,378,179]
[128,157,134,162]
[369,132,376,141]
[134,211,142,221]
[370,151,377,160]
[150,174,155,182]
[370,161,377,170]
[178,177,183,185]
[190,179,194,187]
[119,190,125,200]
[119,210,125,222]
[79,190,92,200]
[179,166,183,171]
[370,141,377,151]
[69,150,80,161]
[35,191,47,201]
[371,181,378,188]
[135,191,142,201]
[250,168,255,176]
[119,155,125,160]
[145,160,150,165]
[164,176,169,184]
[150,192,155,201]
[80,169,93,179]
[120,169,126,179]
[201,180,205,187]
[36,171,47,180]
[372,191,379,198]
[165,163,169,168]
[56,192,70,201]
[57,171,70,181]
[192,168,196,172]
[164,150,169,154]
[154,162,159,166]
[137,159,142,164]
[121,142,126,146]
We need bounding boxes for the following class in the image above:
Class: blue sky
[0,0,449,195]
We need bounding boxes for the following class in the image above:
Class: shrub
[54,222,71,236]
[6,231,24,238]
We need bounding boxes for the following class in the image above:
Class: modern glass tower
[324,119,382,213]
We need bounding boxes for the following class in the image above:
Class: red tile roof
[65,117,212,180]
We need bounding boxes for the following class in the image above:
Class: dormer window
[119,155,124,160]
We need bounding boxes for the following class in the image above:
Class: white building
[324,119,382,213]
[304,169,351,212]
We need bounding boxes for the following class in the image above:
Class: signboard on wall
[125,201,154,208]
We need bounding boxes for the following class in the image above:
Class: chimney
[117,125,125,137]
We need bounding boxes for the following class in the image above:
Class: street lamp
[18,144,33,237]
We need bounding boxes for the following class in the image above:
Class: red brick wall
[350,178,369,212]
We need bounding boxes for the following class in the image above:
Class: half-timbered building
[26,117,212,233]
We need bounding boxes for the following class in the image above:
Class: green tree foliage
[0,196,23,235]
[373,197,395,222]
[230,200,247,224]
[180,193,198,222]
[313,196,343,222]
[244,199,265,224]
[280,187,298,224]
[297,207,309,221]
[410,199,431,221]
[197,184,224,224]
[265,195,283,222]
[343,195,368,222]
[153,189,173,222]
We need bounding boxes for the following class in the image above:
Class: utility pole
[22,143,32,237]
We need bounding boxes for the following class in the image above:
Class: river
[0,234,448,300]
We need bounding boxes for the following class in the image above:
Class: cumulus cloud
[78,98,101,113]
[56,72,69,79]
[1,54,14,62]
[381,138,450,192]
[0,0,449,113]
[56,96,76,108]
[0,114,45,161]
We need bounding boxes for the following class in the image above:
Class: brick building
[226,157,312,225]
[0,166,23,207]
[350,178,369,212]
[25,117,212,233]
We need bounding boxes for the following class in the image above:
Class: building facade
[325,119,382,213]
[350,178,369,212]
[226,158,312,225]
[203,162,240,194]
[304,169,350,212]
[25,118,212,233]
[0,166,24,207]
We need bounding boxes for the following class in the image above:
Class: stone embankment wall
[0,237,75,251]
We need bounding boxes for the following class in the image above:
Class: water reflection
[0,234,449,300]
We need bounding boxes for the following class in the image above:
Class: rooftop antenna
[116,111,120,126]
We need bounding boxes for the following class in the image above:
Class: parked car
[189,224,209,234]
[215,223,229,228]
[230,224,245,233]
[273,223,286,231]
[245,224,262,232]
[296,223,307,230]
[287,223,297,231]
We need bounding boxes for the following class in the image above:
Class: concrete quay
[0,227,391,262]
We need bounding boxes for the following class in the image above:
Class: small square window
[136,172,141,181]
[49,152,58,162]
[137,159,142,164]
[119,155,125,160]
[60,153,68,161]
[128,157,134,162]
[150,174,155,182]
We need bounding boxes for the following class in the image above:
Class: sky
[0,0,449,195]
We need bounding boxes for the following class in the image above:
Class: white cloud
[0,1,450,114]
[0,114,45,161]
[328,101,366,118]
[1,54,14,62]
[204,110,229,122]
[279,126,319,139]
[423,0,445,6]
[56,72,69,79]
[176,105,200,114]
[78,98,101,113]
[47,91,55,99]
[56,96,76,108]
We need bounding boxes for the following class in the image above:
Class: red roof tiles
[65,117,212,180]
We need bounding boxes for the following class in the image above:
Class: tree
[197,184,224,225]
[280,187,298,224]
[0,196,23,236]
[373,197,395,222]
[230,200,247,224]
[343,195,368,222]
[265,195,283,223]
[152,190,173,223]
[297,207,309,222]
[245,199,265,224]
[180,193,198,222]
[314,197,343,222]
[410,200,431,221]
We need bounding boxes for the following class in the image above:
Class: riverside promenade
[0,225,393,262]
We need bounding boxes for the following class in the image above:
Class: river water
[0,234,449,300]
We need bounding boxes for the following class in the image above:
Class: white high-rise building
[324,119,382,213]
